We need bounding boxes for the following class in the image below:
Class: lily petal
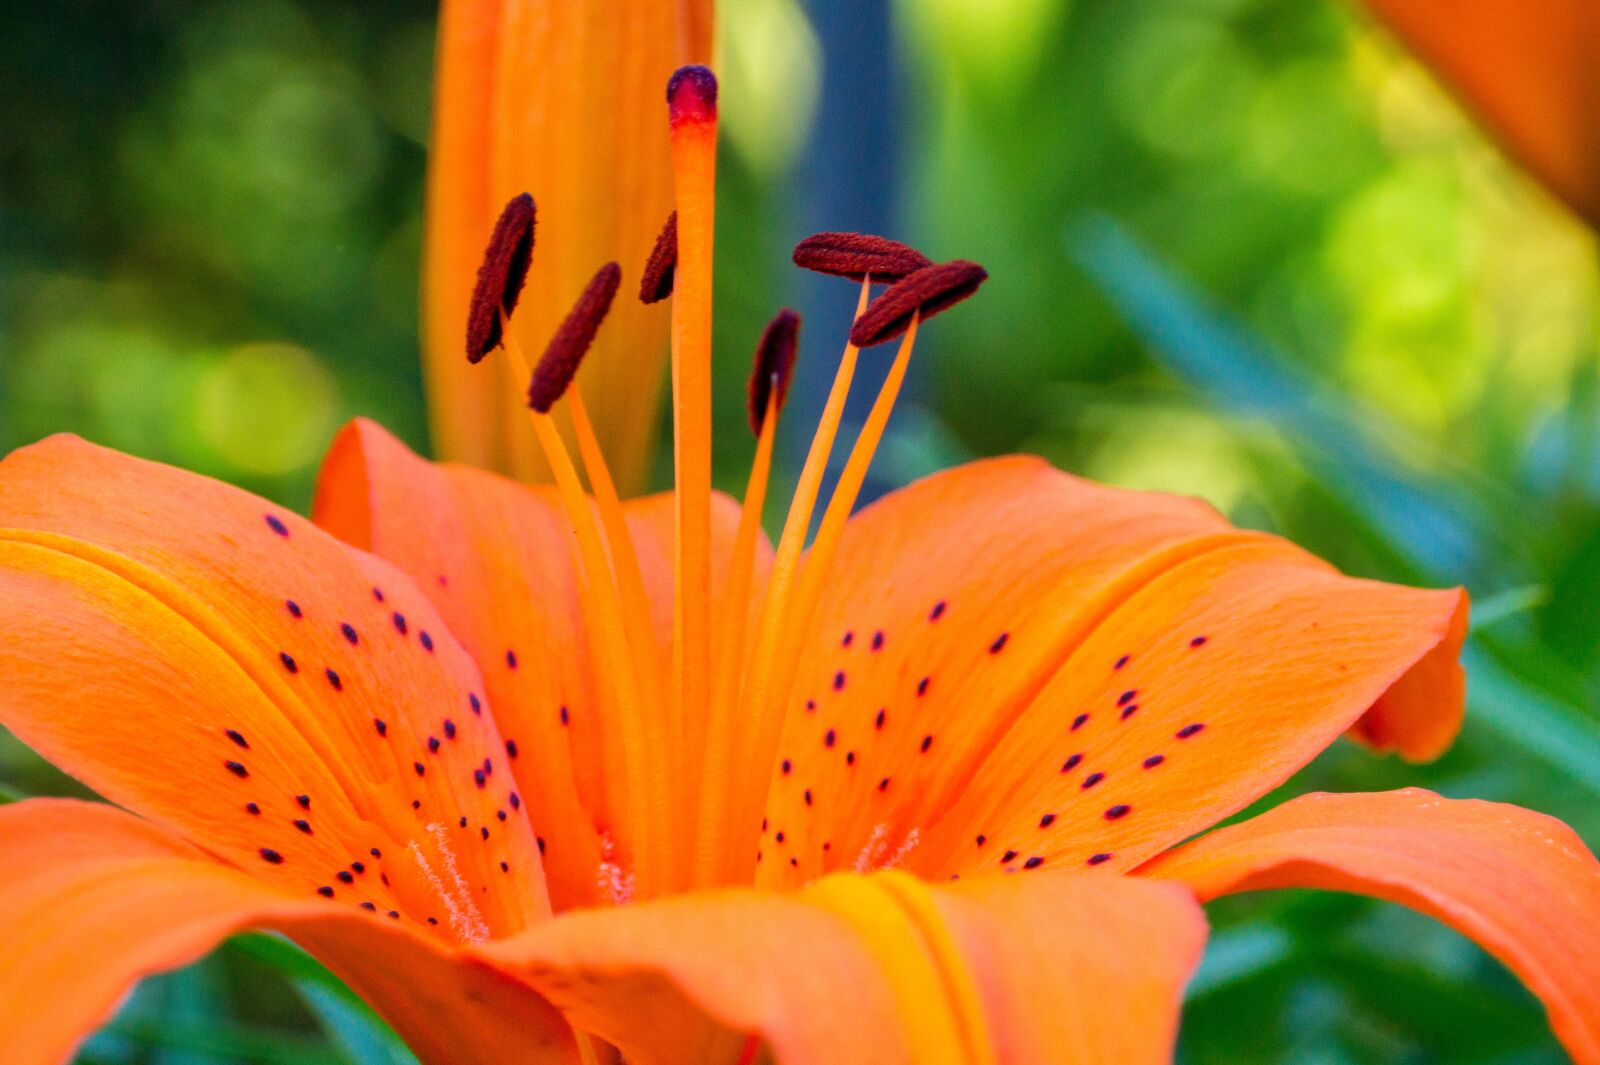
[1139,788,1600,1065]
[487,869,1206,1065]
[423,0,711,490]
[0,435,547,935]
[0,798,575,1065]
[1362,0,1600,225]
[315,418,766,908]
[755,458,1464,885]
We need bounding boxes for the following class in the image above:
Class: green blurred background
[4,0,1598,1062]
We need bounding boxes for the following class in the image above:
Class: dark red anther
[465,193,537,363]
[667,65,718,126]
[639,211,677,304]
[527,261,622,412]
[849,259,989,348]
[792,232,932,282]
[747,308,801,434]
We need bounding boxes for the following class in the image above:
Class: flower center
[462,64,986,899]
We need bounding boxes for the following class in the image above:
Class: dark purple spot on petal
[875,708,886,729]
[245,802,260,815]
[559,705,569,726]
[341,622,359,645]
[1071,713,1089,731]
[1039,813,1056,827]
[1117,690,1137,706]
[1190,635,1208,648]
[259,848,283,864]
[509,792,521,810]
[781,759,792,774]
[920,734,933,753]
[1143,754,1165,769]
[505,739,519,759]
[361,902,377,911]
[444,719,457,740]
[1087,853,1112,866]
[833,670,846,691]
[374,718,388,737]
[317,886,334,898]
[989,633,1008,654]
[265,514,289,537]
[296,794,310,810]
[474,769,486,788]
[1114,654,1129,670]
[225,729,248,749]
[469,693,482,715]
[871,630,884,651]
[841,631,854,648]
[1001,849,1018,863]
[824,729,836,748]
[878,777,891,792]
[392,612,407,635]
[1120,704,1138,721]
[1061,753,1083,773]
[1023,856,1044,870]
[1081,771,1104,790]
[929,600,946,621]
[1177,723,1206,739]
[225,760,249,779]
[279,652,298,674]
[286,600,302,619]
[294,819,312,834]
[372,587,385,603]
[1105,804,1131,820]
[351,861,365,874]
[414,762,425,777]
[975,834,987,847]
[917,677,930,697]
[420,631,434,652]
[428,736,440,753]
[325,668,342,691]
[845,751,856,766]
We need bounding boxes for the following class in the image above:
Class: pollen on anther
[850,259,990,348]
[792,232,933,282]
[748,308,801,434]
[528,262,622,412]
[466,192,536,361]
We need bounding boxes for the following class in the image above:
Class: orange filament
[667,66,718,820]
[692,279,871,887]
[499,320,669,898]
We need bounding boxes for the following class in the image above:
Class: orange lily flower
[1361,0,1600,224]
[5,63,1600,1065]
[423,0,711,490]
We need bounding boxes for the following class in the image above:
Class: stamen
[704,311,801,863]
[747,308,801,434]
[667,64,719,844]
[639,211,677,304]
[850,259,988,348]
[465,193,536,362]
[693,280,870,888]
[792,232,932,282]
[527,262,621,412]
